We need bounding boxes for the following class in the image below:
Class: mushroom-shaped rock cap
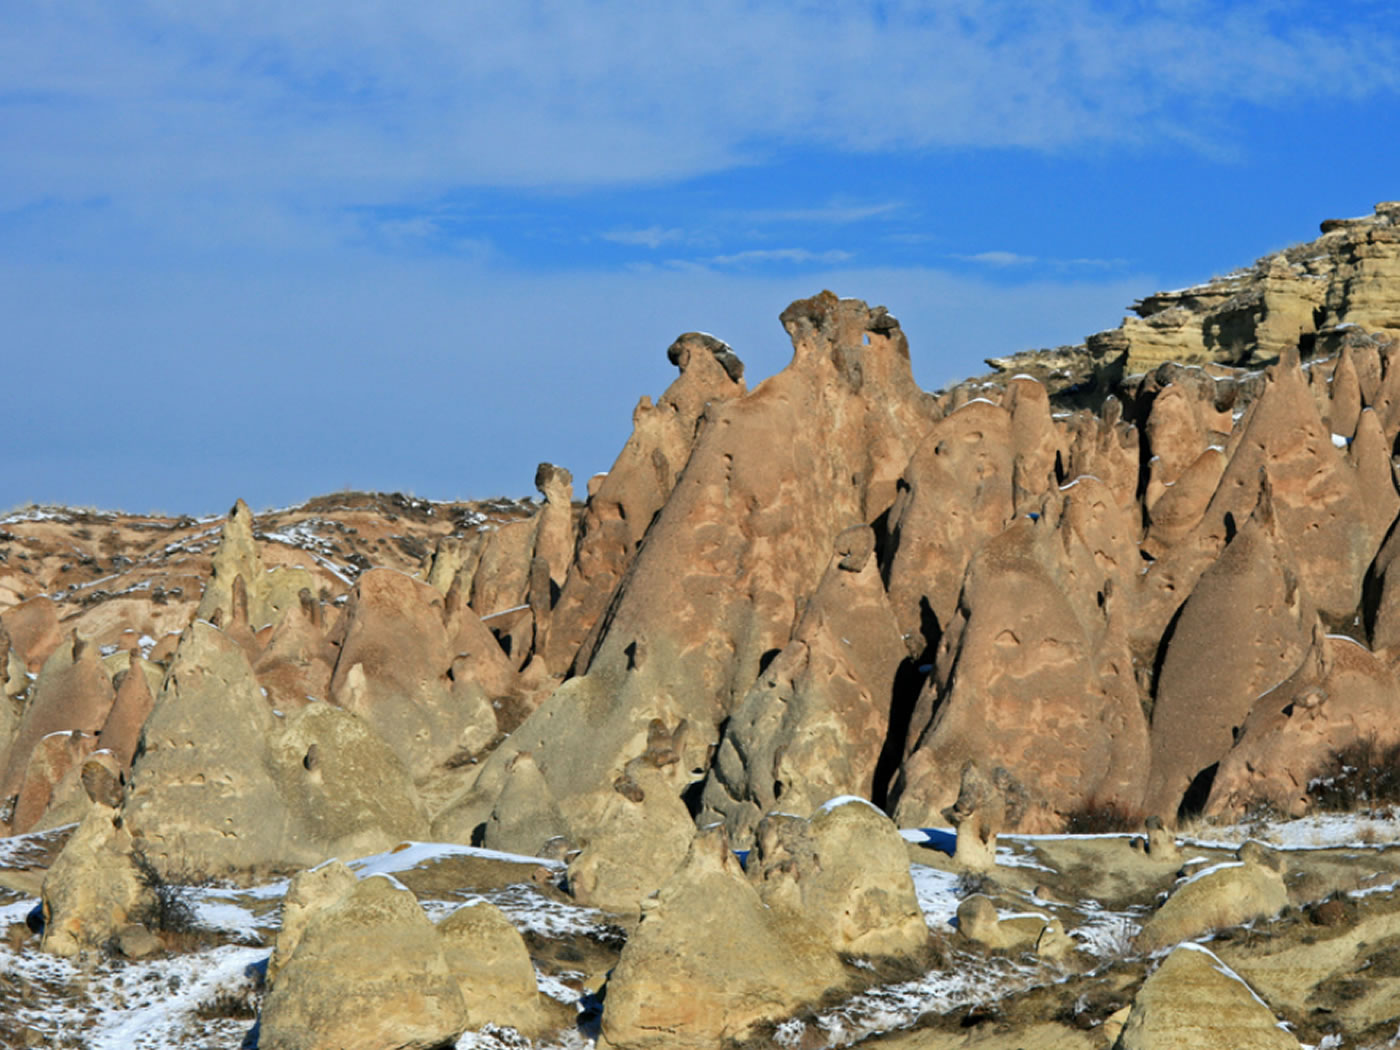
[666,331,744,383]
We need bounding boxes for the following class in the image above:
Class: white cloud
[2,2,1398,202]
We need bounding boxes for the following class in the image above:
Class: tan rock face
[95,651,157,771]
[446,293,934,854]
[885,400,1015,654]
[329,568,497,782]
[120,621,289,879]
[0,596,62,672]
[1083,201,1400,376]
[894,513,1148,830]
[545,331,748,673]
[122,621,428,879]
[1143,481,1314,821]
[0,633,116,811]
[599,826,846,1050]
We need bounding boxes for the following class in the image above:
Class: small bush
[1061,800,1140,835]
[195,988,258,1021]
[129,846,207,935]
[1307,736,1400,815]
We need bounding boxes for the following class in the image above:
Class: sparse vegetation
[1061,801,1141,835]
[127,845,220,951]
[1307,736,1400,816]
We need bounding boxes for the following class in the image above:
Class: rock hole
[1177,761,1220,823]
[872,658,926,811]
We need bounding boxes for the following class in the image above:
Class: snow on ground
[3,940,265,1050]
[810,950,1040,1046]
[909,864,961,932]
[349,840,565,877]
[1182,808,1400,850]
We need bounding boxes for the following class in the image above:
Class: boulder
[259,875,468,1050]
[955,894,1065,956]
[1113,943,1300,1049]
[745,798,928,960]
[478,751,571,858]
[437,899,546,1036]
[266,859,359,984]
[1135,842,1288,954]
[566,767,696,917]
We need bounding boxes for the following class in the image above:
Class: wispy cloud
[601,226,686,249]
[737,202,902,224]
[2,2,1398,204]
[703,248,854,267]
[954,251,1130,270]
[956,250,1038,267]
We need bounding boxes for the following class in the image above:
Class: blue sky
[4,1,1400,513]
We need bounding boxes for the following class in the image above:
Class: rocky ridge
[3,207,1400,1047]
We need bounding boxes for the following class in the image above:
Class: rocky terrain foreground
[4,202,1400,1048]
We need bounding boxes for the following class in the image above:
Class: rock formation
[8,204,1400,1050]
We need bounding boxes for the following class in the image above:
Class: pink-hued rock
[894,508,1148,831]
[1143,476,1315,821]
[1206,625,1400,818]
[0,633,115,806]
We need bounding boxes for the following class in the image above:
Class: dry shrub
[1308,736,1400,815]
[1061,800,1140,835]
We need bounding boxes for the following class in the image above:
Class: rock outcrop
[259,875,468,1050]
[598,826,846,1050]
